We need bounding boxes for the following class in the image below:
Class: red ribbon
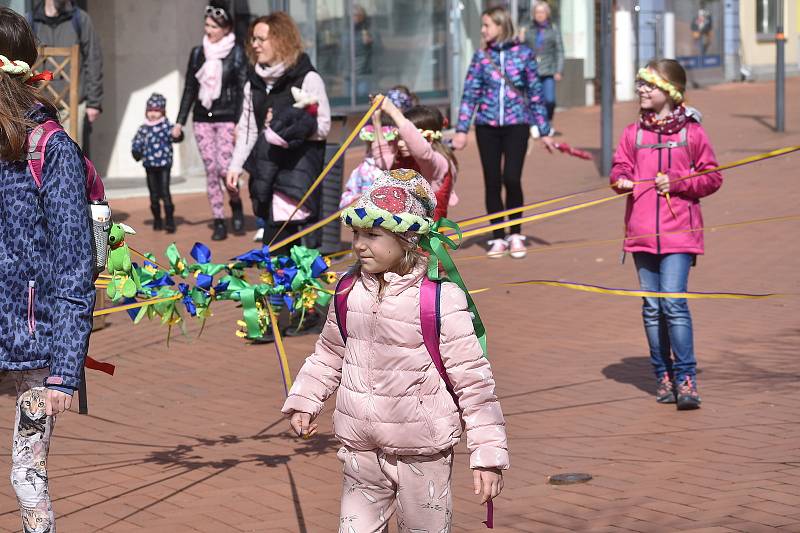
[85,355,116,376]
[484,500,494,528]
[26,70,54,85]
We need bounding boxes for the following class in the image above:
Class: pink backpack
[26,120,105,200]
[334,273,459,408]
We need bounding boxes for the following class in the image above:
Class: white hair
[532,1,552,18]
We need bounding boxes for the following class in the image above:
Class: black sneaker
[656,373,676,404]
[676,376,701,410]
[211,219,227,241]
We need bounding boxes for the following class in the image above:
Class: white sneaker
[487,239,509,259]
[507,234,527,259]
[252,227,265,242]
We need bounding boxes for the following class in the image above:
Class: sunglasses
[205,6,229,21]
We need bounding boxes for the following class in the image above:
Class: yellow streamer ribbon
[92,294,181,317]
[267,303,293,397]
[269,95,386,246]
[503,280,782,300]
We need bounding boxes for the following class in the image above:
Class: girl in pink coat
[610,59,722,410]
[282,169,508,532]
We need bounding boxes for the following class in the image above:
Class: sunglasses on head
[205,5,229,21]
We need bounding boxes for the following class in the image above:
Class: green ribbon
[420,218,488,357]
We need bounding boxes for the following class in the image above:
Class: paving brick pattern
[0,79,797,532]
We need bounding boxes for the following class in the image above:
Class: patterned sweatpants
[1,368,56,533]
[193,121,240,219]
[337,446,453,533]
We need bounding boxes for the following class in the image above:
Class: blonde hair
[248,12,303,67]
[482,6,515,46]
[532,1,552,19]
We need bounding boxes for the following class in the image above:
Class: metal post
[600,0,614,176]
[633,1,640,70]
[775,1,785,132]
[78,367,88,414]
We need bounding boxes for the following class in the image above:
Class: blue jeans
[540,75,556,121]
[633,253,696,383]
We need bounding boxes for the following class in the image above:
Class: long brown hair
[247,12,303,67]
[404,105,459,176]
[0,7,57,161]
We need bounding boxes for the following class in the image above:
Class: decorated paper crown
[342,168,437,235]
[636,67,684,104]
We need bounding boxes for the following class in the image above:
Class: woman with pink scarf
[174,0,248,241]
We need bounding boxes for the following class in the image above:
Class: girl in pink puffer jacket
[282,169,508,532]
[610,59,722,411]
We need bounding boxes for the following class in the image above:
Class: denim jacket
[456,40,551,135]
[0,108,95,390]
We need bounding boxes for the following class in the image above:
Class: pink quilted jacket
[281,261,509,470]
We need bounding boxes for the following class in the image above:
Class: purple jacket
[456,40,551,135]
[610,120,722,255]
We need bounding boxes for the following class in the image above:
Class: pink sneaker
[507,234,527,259]
[486,239,509,258]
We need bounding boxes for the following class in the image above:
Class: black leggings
[475,124,530,239]
[146,166,173,209]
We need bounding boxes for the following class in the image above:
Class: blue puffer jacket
[0,107,95,389]
[456,39,551,135]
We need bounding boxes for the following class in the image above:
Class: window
[756,0,779,40]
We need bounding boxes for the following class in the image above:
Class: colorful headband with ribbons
[0,55,53,85]
[636,67,684,103]
[418,129,443,141]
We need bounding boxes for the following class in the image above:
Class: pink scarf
[195,33,236,110]
[254,62,286,89]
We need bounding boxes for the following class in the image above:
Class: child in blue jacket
[132,93,182,232]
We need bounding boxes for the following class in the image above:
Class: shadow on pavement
[602,356,653,394]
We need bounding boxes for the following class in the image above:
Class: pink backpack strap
[26,120,62,188]
[420,277,459,407]
[334,273,357,342]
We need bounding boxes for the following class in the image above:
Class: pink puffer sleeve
[610,123,637,193]
[669,123,722,199]
[281,303,346,419]
[439,282,509,470]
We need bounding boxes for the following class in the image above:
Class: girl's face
[481,15,502,43]
[204,17,229,43]
[352,227,405,274]
[637,80,672,114]
[534,6,550,25]
[397,139,410,157]
[251,23,277,65]
[146,109,164,121]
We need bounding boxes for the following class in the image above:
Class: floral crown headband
[636,67,684,104]
[0,55,54,86]
[359,125,399,143]
[418,129,443,141]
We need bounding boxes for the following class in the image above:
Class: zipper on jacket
[499,49,506,126]
[656,134,662,254]
[367,294,380,424]
[27,280,36,336]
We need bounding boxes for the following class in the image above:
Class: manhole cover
[548,473,593,485]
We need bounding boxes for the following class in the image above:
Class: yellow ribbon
[92,294,181,317]
[267,303,293,396]
[504,280,782,300]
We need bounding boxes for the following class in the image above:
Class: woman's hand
[452,132,468,150]
[473,468,504,504]
[226,169,242,191]
[614,178,635,191]
[171,124,183,139]
[45,389,72,416]
[554,72,562,82]
[264,108,273,129]
[289,411,318,439]
[540,135,557,153]
[655,173,671,195]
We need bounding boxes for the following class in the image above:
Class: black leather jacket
[176,44,248,125]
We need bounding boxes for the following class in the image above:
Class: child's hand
[654,173,671,195]
[473,467,504,504]
[379,95,403,121]
[614,178,635,191]
[289,411,318,439]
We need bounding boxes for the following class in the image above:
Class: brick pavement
[0,79,798,532]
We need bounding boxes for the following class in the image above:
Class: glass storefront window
[304,0,449,110]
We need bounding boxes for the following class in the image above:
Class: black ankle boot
[151,203,163,231]
[211,219,227,241]
[230,200,245,235]
[164,205,176,234]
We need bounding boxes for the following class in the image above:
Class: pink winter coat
[610,120,722,255]
[281,261,510,470]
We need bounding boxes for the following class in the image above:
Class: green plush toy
[106,222,141,301]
